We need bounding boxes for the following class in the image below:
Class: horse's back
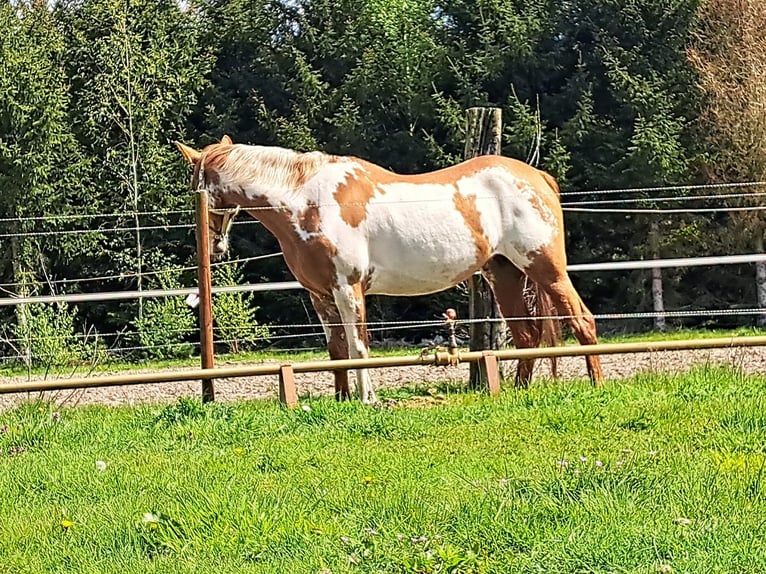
[333,155,563,295]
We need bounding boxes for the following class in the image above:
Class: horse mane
[204,144,332,193]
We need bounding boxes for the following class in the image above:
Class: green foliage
[58,0,211,329]
[212,264,270,354]
[503,88,573,181]
[132,297,196,360]
[10,303,104,368]
[132,272,196,360]
[0,400,62,456]
[154,397,233,426]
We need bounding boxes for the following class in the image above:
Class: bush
[212,265,270,354]
[132,271,196,360]
[11,302,105,367]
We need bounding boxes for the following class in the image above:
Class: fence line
[0,281,302,307]
[559,180,766,197]
[1,180,764,225]
[0,209,193,224]
[564,205,766,214]
[3,335,766,396]
[560,191,766,206]
[0,252,284,290]
[567,253,766,272]
[1,253,764,308]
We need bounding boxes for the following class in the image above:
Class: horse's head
[207,205,240,259]
[175,135,240,261]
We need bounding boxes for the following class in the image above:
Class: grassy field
[2,366,766,573]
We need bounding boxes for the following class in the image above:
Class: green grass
[598,325,766,344]
[3,366,766,572]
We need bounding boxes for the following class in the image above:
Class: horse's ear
[174,141,202,165]
[220,135,233,145]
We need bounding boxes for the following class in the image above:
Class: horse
[175,135,604,403]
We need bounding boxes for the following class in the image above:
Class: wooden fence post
[195,189,216,403]
[278,364,298,407]
[464,107,505,391]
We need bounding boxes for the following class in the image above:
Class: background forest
[1,0,764,366]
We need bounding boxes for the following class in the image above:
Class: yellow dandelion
[234,447,245,455]
[362,475,374,485]
[61,519,73,530]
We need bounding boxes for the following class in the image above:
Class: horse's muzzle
[210,238,228,262]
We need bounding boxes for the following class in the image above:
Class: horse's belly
[367,241,481,296]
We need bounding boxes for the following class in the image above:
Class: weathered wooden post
[195,189,216,403]
[464,107,505,393]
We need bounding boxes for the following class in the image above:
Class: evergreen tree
[59,0,212,333]
[0,0,90,362]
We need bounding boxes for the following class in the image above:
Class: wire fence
[1,178,763,291]
[2,301,765,367]
[2,178,766,368]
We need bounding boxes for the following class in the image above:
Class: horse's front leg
[309,292,351,400]
[333,282,377,404]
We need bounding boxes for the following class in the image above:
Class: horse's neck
[227,146,328,209]
[217,146,330,244]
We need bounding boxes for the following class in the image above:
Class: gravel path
[1,346,764,411]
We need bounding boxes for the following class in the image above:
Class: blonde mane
[208,145,333,194]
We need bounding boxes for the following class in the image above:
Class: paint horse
[176,136,604,403]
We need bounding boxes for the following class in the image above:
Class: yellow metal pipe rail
[2,335,766,396]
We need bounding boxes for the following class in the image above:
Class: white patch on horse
[308,160,369,249]
[361,181,480,295]
[332,280,377,404]
[460,167,558,269]
[224,147,332,240]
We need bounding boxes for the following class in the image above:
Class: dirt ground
[2,345,765,411]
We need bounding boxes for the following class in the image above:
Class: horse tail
[541,171,561,197]
[527,278,562,378]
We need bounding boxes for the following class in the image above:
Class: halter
[195,154,240,241]
[209,206,240,240]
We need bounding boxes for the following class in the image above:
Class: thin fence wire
[5,202,764,238]
[1,306,763,352]
[564,205,766,214]
[0,209,193,224]
[1,180,765,233]
[0,222,195,239]
[560,191,766,207]
[0,252,284,290]
[559,180,766,197]
[2,252,764,307]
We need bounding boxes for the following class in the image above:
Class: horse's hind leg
[530,270,604,385]
[309,292,351,400]
[483,255,541,388]
[333,282,378,404]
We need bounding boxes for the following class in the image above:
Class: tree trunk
[652,266,666,331]
[756,234,766,327]
[465,107,505,389]
[649,220,666,331]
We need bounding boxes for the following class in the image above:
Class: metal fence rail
[2,253,765,307]
[3,335,765,402]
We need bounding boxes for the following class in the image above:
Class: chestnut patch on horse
[333,171,376,228]
[452,191,492,265]
[298,201,322,234]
